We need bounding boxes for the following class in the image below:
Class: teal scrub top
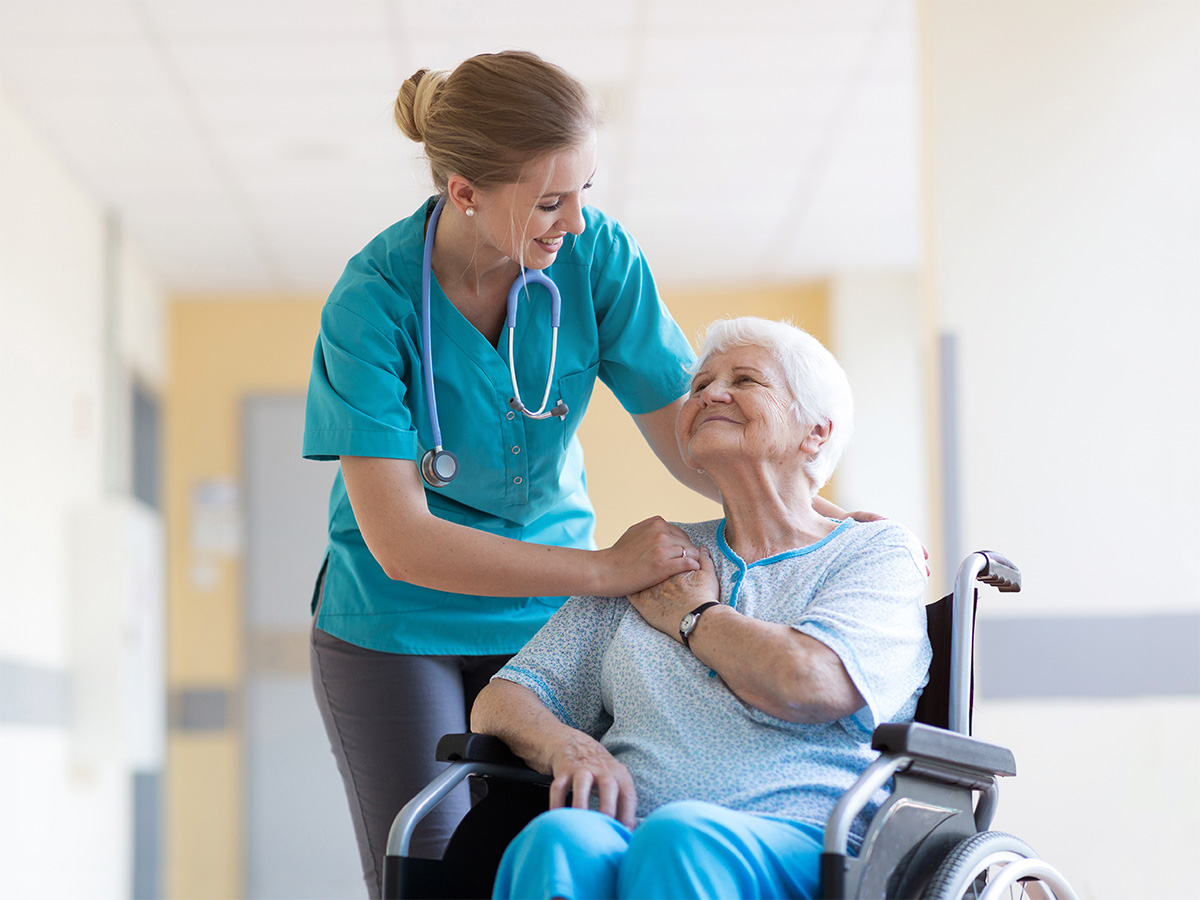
[303,198,696,656]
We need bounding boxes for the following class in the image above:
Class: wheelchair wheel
[922,831,1078,900]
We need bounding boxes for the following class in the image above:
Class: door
[242,394,361,899]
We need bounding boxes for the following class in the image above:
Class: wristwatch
[679,601,721,650]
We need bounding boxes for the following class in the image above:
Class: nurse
[302,50,864,899]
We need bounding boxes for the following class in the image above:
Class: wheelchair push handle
[948,551,1021,736]
[975,550,1021,592]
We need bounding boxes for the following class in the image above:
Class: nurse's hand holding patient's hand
[593,515,699,598]
[628,548,719,640]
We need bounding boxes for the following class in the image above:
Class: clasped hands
[627,543,720,643]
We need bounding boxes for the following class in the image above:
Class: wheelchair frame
[383,551,1078,900]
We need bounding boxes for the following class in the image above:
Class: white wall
[832,271,930,548]
[926,0,1200,618]
[0,83,166,899]
[923,2,1200,897]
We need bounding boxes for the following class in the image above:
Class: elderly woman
[470,317,931,900]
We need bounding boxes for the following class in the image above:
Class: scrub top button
[511,445,521,454]
[513,476,522,485]
[506,411,515,420]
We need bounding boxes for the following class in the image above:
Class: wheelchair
[382,551,1078,900]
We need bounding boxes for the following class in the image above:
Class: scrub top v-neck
[303,197,696,656]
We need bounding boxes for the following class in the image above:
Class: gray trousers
[309,573,510,899]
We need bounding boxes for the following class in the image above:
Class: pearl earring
[464,208,475,217]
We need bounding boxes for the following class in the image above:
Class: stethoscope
[419,195,569,488]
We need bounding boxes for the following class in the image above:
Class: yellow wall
[163,284,827,897]
[165,297,324,899]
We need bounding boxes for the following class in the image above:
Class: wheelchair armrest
[388,734,549,862]
[872,722,1016,778]
[436,732,539,774]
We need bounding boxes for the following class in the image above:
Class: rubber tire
[922,831,1040,900]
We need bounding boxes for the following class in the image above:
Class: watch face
[680,613,697,633]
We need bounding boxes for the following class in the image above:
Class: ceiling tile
[0,0,141,44]
[141,0,389,40]
[643,0,903,32]
[782,154,919,272]
[120,199,272,290]
[190,86,396,133]
[167,38,399,92]
[0,0,920,291]
[0,39,162,91]
[637,31,869,83]
[391,0,639,33]
[864,23,916,80]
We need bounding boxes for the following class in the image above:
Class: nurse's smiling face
[474,132,597,270]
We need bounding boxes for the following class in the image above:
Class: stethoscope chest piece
[420,447,459,489]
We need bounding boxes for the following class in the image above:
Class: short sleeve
[793,525,931,737]
[589,224,694,415]
[493,596,625,738]
[302,295,421,462]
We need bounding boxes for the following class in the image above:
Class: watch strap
[680,601,721,650]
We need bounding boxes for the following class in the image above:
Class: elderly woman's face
[676,344,811,473]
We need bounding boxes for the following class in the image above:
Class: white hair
[694,317,854,496]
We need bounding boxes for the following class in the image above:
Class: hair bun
[394,67,449,142]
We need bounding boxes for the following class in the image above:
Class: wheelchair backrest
[914,590,977,732]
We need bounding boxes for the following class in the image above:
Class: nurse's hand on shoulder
[548,730,638,829]
[595,516,700,598]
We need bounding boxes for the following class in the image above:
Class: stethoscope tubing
[419,195,567,486]
[506,268,563,419]
[421,195,448,451]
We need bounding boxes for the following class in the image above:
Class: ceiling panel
[190,86,396,133]
[143,0,391,39]
[639,32,868,83]
[643,0,898,31]
[120,194,274,289]
[0,0,920,291]
[0,40,161,91]
[0,0,141,42]
[392,0,640,33]
[166,39,401,91]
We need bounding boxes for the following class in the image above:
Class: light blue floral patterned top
[494,517,931,845]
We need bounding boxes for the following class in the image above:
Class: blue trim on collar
[716,520,748,609]
[718,516,855,572]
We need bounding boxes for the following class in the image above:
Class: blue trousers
[492,801,824,900]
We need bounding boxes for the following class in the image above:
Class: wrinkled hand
[596,516,700,597]
[547,732,638,828]
[628,548,719,641]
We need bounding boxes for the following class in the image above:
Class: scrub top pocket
[556,363,601,452]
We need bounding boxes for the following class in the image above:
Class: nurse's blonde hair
[395,51,598,193]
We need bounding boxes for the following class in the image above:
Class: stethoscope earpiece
[419,195,569,488]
